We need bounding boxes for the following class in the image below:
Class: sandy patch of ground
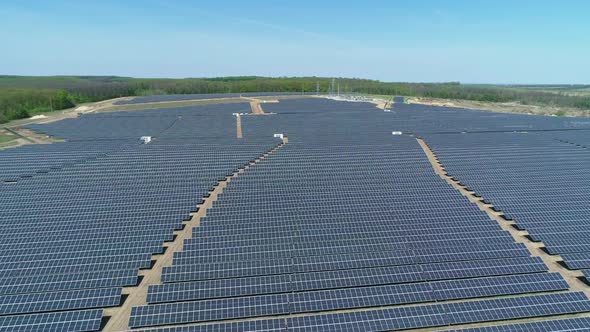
[249,101,265,114]
[236,115,243,138]
[74,105,92,112]
[408,97,590,117]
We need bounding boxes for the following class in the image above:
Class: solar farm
[3,95,590,332]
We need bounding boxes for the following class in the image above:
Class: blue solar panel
[289,283,434,313]
[129,294,289,328]
[432,272,567,300]
[135,318,287,331]
[0,269,137,295]
[286,292,590,331]
[147,275,291,303]
[0,288,121,315]
[442,317,590,331]
[0,309,103,332]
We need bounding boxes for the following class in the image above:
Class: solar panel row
[424,131,590,275]
[148,272,566,304]
[133,292,590,330]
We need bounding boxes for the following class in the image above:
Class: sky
[1,0,589,83]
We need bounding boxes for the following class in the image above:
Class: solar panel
[161,259,292,282]
[290,264,424,291]
[0,288,121,315]
[147,275,291,303]
[289,283,434,313]
[129,294,289,328]
[432,272,568,300]
[0,309,103,332]
[134,318,287,331]
[287,304,447,332]
[0,270,137,295]
[422,257,547,281]
[561,253,590,270]
[442,317,590,331]
[444,292,590,325]
[286,292,590,332]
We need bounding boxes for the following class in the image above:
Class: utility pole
[331,78,335,95]
[316,81,320,95]
[337,83,340,96]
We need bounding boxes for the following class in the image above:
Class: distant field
[0,134,13,144]
[516,86,590,97]
[1,75,590,124]
[0,131,16,149]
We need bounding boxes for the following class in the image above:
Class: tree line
[1,76,589,123]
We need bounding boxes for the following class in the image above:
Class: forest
[1,75,590,123]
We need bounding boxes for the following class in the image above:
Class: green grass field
[523,87,590,97]
[0,134,14,144]
[0,133,16,148]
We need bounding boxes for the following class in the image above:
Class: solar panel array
[443,316,590,332]
[0,141,121,181]
[114,92,312,105]
[27,103,255,141]
[127,99,590,330]
[2,103,280,331]
[423,131,590,277]
[4,96,590,330]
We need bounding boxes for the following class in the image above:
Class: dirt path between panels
[250,101,265,114]
[236,114,243,138]
[102,141,287,332]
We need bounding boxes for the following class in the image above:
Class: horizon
[1,0,589,84]
[0,73,590,87]
[2,75,590,87]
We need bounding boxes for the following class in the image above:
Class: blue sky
[1,0,589,83]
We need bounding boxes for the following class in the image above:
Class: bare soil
[409,97,590,117]
[236,115,243,138]
[249,101,265,114]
